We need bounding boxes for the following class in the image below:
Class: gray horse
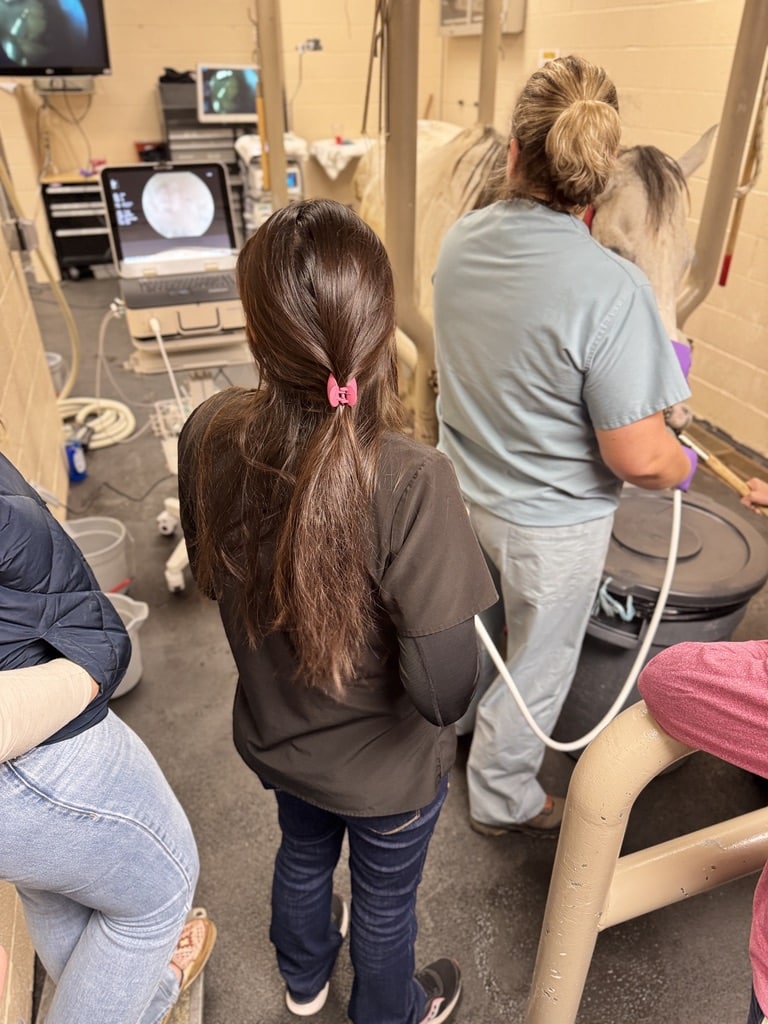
[355,121,716,423]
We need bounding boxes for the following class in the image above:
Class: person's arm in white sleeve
[0,659,99,762]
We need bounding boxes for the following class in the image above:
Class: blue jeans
[270,775,449,1024]
[0,711,199,1024]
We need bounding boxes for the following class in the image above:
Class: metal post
[677,0,768,327]
[384,0,438,445]
[477,0,502,125]
[253,0,288,210]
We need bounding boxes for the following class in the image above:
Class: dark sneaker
[285,893,349,1016]
[416,957,462,1023]
[470,795,564,839]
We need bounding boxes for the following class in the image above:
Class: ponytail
[546,98,621,208]
[273,400,372,693]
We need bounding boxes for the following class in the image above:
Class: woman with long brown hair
[177,198,496,1024]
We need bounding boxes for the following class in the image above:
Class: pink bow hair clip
[327,374,358,408]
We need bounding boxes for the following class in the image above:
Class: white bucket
[63,516,131,593]
[106,593,149,697]
[45,351,68,395]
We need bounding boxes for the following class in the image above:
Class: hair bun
[546,99,621,207]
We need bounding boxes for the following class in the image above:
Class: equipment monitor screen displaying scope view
[100,162,239,277]
[196,63,259,124]
[0,0,111,77]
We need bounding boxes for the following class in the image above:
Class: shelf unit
[157,80,249,243]
[40,174,112,279]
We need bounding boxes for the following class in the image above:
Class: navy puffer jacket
[0,453,130,744]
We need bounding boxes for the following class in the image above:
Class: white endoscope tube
[474,486,684,752]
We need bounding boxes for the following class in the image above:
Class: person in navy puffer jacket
[0,450,215,1024]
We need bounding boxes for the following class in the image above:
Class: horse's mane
[450,134,690,232]
[618,145,688,231]
[446,126,506,210]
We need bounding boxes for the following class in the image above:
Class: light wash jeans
[466,504,614,826]
[0,711,199,1024]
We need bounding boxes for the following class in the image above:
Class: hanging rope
[361,0,389,136]
[735,62,768,198]
[719,62,768,285]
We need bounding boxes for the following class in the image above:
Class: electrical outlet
[3,218,38,253]
[538,48,560,68]
[296,37,322,53]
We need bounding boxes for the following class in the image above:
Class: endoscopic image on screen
[0,0,111,75]
[202,67,258,117]
[141,172,216,239]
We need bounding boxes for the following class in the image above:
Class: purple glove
[677,446,698,491]
[671,339,692,379]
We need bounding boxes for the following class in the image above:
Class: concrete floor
[32,273,768,1024]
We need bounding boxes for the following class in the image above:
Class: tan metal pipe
[253,0,289,210]
[604,806,768,929]
[525,700,768,1024]
[384,0,438,444]
[477,0,502,125]
[677,0,768,327]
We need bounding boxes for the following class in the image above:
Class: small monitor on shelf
[196,63,259,125]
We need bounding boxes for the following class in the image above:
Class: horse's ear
[677,124,718,179]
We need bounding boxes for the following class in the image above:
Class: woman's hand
[740,478,768,512]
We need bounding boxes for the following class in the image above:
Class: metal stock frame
[525,701,768,1024]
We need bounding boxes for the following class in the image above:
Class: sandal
[161,909,218,1024]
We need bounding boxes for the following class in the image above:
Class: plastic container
[62,516,131,593]
[553,489,768,747]
[45,351,68,395]
[106,593,149,697]
[65,439,88,483]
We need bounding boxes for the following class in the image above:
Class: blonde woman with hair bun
[433,54,695,840]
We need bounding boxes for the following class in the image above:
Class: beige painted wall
[0,0,765,464]
[0,883,33,1024]
[0,88,67,505]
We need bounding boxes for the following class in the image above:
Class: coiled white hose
[56,396,136,449]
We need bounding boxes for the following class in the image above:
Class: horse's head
[590,127,717,341]
[590,146,693,339]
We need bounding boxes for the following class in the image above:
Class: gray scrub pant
[465,503,614,827]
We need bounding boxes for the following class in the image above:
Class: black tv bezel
[0,0,112,78]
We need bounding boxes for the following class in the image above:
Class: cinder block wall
[0,221,67,509]
[0,69,68,504]
[0,883,33,1024]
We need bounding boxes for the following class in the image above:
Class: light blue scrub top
[433,200,691,527]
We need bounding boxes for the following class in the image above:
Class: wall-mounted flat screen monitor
[0,0,111,77]
[196,63,259,124]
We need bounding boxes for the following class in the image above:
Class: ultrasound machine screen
[101,163,238,275]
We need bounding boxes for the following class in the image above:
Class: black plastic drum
[552,488,768,748]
